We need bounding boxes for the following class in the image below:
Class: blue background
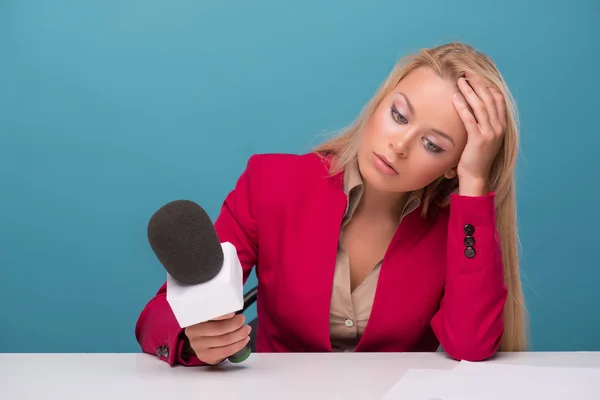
[1,0,598,353]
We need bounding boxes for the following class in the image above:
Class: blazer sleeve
[430,192,508,361]
[134,155,262,366]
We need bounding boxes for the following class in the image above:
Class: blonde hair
[313,42,527,352]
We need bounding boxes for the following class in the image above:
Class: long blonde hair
[313,42,527,352]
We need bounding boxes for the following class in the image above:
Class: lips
[374,152,398,174]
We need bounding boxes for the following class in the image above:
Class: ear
[444,167,457,180]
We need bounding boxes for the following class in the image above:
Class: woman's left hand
[452,73,507,196]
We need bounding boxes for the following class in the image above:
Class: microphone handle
[228,345,251,363]
[227,309,251,363]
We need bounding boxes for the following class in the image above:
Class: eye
[390,104,408,124]
[422,138,444,154]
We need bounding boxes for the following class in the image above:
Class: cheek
[406,151,458,187]
[416,160,449,180]
[359,110,396,147]
[406,159,440,185]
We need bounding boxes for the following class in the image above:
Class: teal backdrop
[1,0,599,353]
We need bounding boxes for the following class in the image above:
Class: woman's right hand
[183,312,252,365]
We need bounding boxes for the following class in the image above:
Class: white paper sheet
[382,361,600,400]
[434,361,600,400]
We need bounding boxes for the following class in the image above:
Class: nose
[388,137,409,158]
[388,128,417,158]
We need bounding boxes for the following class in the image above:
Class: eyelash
[422,138,443,154]
[390,104,408,124]
[390,104,444,154]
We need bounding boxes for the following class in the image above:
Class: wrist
[458,177,489,197]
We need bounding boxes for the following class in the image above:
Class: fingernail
[241,315,246,323]
[247,325,252,334]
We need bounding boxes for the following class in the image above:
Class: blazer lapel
[355,206,433,351]
[280,165,347,352]
[308,171,347,351]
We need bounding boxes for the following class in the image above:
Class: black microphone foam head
[147,200,223,285]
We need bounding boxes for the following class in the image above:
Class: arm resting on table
[430,192,508,361]
[135,155,263,365]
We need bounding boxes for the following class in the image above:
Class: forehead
[392,67,467,143]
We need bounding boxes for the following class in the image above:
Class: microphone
[147,199,250,363]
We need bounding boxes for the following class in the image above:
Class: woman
[135,42,527,366]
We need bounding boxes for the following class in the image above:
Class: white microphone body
[166,242,244,328]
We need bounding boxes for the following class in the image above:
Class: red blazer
[135,153,507,364]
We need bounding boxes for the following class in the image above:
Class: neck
[356,181,409,221]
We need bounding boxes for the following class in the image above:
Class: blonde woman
[136,42,527,366]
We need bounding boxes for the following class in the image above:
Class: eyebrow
[398,93,415,115]
[431,128,455,146]
[398,92,455,146]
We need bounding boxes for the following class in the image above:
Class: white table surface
[1,352,599,400]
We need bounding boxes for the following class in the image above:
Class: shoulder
[244,152,336,186]
[238,152,340,213]
[246,151,330,171]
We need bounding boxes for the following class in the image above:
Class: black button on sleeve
[464,236,475,247]
[465,247,476,258]
[463,224,475,236]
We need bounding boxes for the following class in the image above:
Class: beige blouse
[329,162,423,352]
